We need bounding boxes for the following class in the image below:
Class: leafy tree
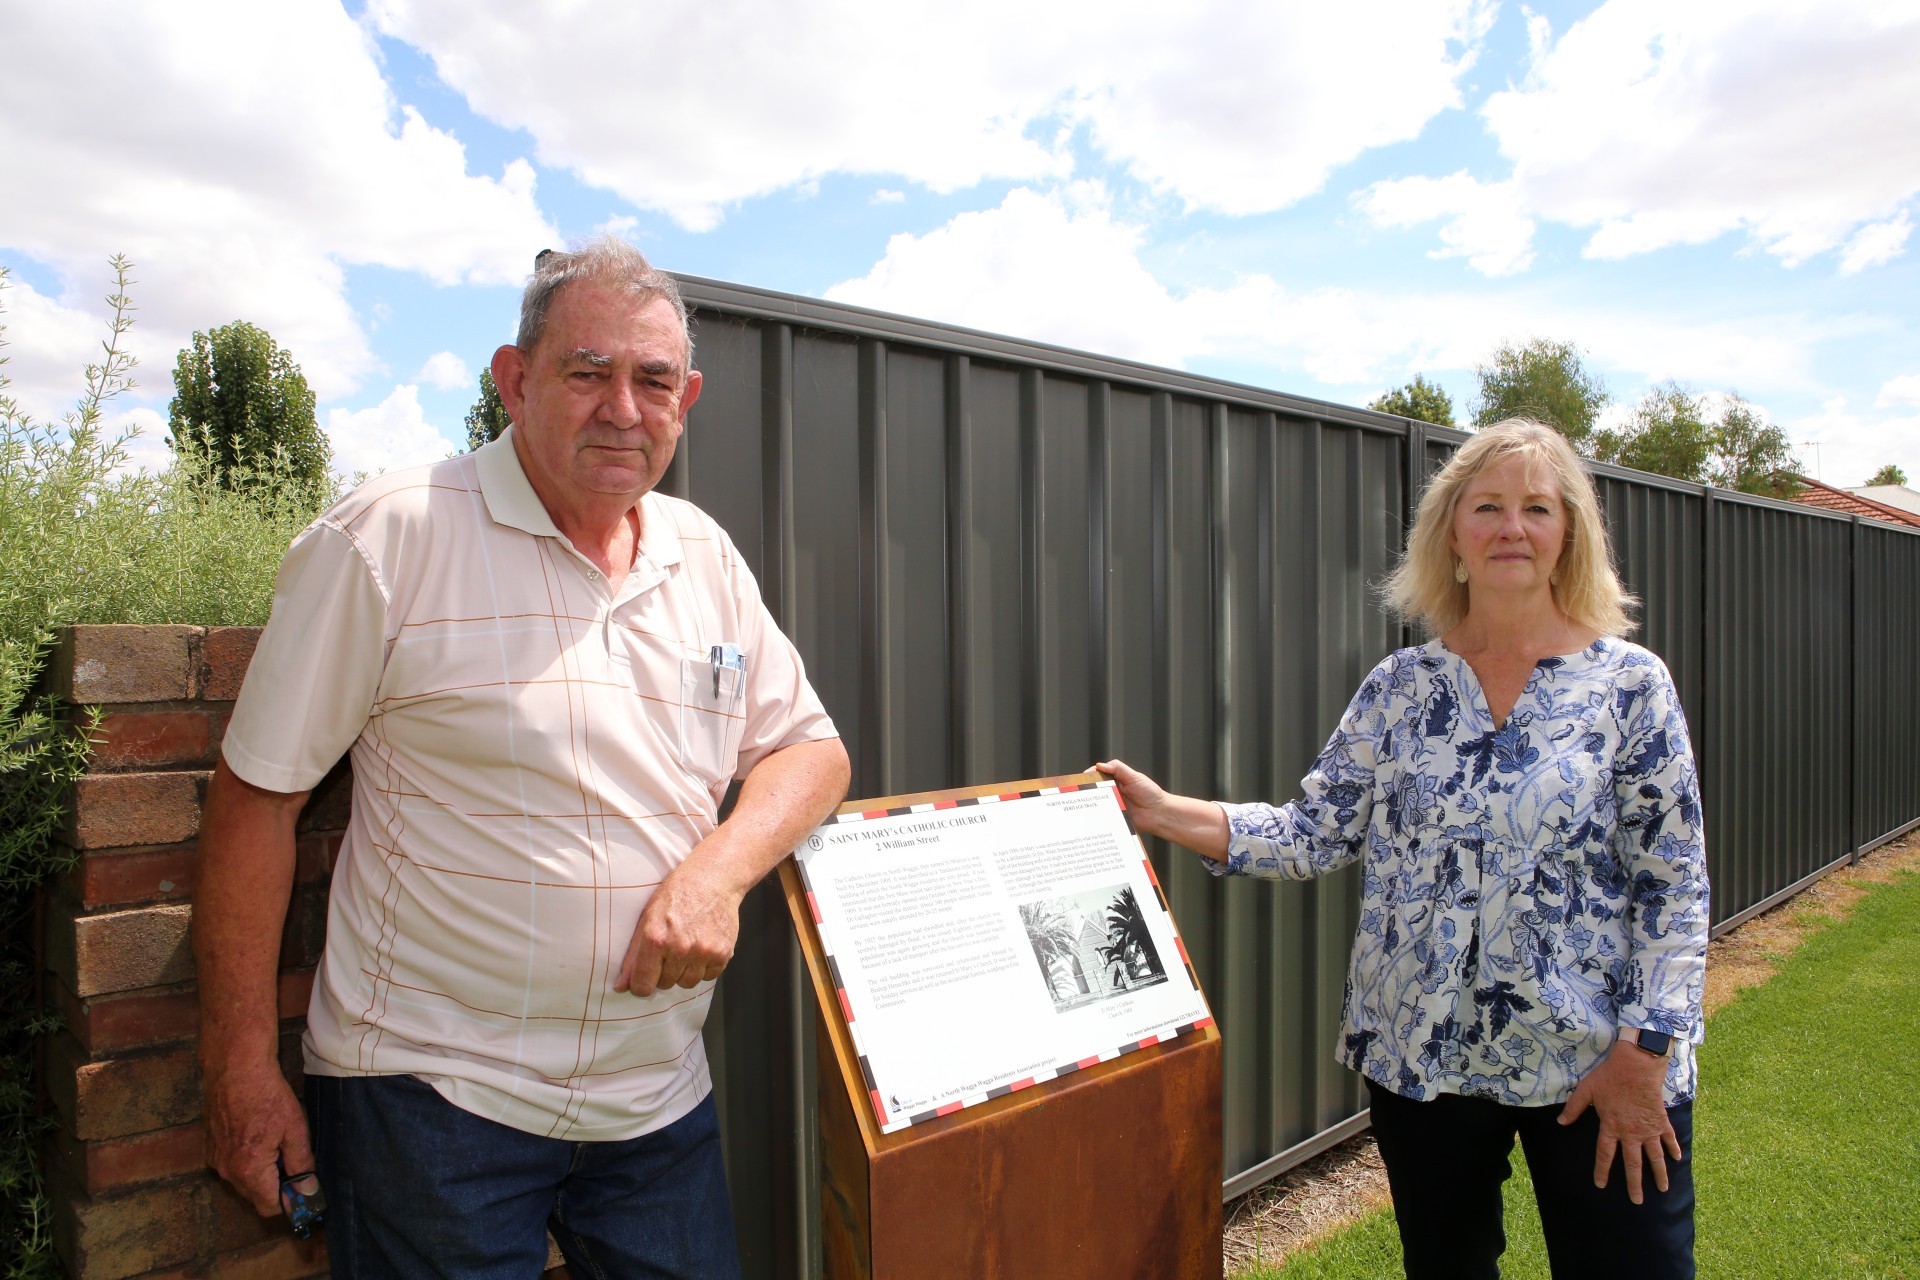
[1709,396,1801,498]
[167,320,327,494]
[1592,384,1802,496]
[1866,463,1908,487]
[1592,382,1713,483]
[466,367,510,451]
[1370,375,1456,427]
[1471,338,1609,448]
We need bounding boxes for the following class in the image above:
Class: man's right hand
[194,759,317,1216]
[203,1060,316,1216]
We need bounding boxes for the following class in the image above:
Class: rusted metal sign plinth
[816,1015,1222,1280]
[780,774,1224,1280]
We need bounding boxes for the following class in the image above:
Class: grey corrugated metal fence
[660,276,1920,1278]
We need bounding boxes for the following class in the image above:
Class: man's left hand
[616,859,744,996]
[614,735,850,998]
[1558,1036,1682,1205]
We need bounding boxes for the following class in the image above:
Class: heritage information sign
[790,776,1213,1134]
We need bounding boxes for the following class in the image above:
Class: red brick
[278,1030,308,1099]
[200,628,262,702]
[108,1261,209,1280]
[48,1036,203,1140]
[129,1264,216,1280]
[50,1122,207,1197]
[278,888,329,970]
[50,902,194,998]
[71,843,197,908]
[211,1233,329,1280]
[57,980,200,1054]
[293,833,338,885]
[296,762,352,834]
[69,770,207,850]
[51,1174,209,1280]
[207,1177,286,1254]
[278,968,315,1020]
[51,966,311,1056]
[90,708,216,771]
[54,625,200,705]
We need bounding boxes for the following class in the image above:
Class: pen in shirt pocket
[709,643,745,699]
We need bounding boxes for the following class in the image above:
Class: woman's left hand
[1558,1039,1682,1205]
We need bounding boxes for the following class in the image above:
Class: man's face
[491,280,702,509]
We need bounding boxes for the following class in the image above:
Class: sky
[3,0,1916,490]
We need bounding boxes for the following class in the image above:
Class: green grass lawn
[1240,863,1920,1279]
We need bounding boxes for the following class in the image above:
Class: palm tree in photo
[1103,887,1162,981]
[1019,900,1083,997]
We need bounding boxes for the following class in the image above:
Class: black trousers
[1366,1080,1695,1280]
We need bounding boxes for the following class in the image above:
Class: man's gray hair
[516,236,694,367]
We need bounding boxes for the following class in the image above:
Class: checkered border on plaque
[795,779,1214,1133]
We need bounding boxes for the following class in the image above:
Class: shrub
[0,258,329,1276]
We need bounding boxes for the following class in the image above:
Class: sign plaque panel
[792,777,1213,1134]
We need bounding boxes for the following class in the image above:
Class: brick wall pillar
[39,625,346,1280]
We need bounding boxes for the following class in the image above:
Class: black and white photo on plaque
[1017,881,1168,1011]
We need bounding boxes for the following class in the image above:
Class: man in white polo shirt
[193,238,850,1278]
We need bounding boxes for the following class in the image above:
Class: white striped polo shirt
[223,429,837,1140]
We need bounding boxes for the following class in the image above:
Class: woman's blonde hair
[1383,418,1636,637]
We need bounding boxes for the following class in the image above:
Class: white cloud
[1838,212,1913,275]
[873,190,907,205]
[0,277,124,430]
[1355,171,1536,276]
[325,384,460,479]
[0,0,557,405]
[98,408,176,478]
[1065,2,1494,216]
[825,186,1844,393]
[371,0,1490,226]
[1786,396,1920,489]
[1876,374,1920,408]
[827,185,1213,364]
[415,351,471,390]
[1472,0,1920,269]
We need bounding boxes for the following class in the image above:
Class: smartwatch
[1631,1028,1674,1057]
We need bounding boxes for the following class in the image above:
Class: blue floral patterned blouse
[1215,636,1708,1106]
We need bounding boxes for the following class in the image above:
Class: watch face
[1637,1029,1674,1055]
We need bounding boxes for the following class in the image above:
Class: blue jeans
[307,1074,741,1280]
[1366,1079,1695,1279]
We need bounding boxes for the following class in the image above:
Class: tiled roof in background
[1786,475,1920,528]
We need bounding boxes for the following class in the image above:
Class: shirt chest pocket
[678,653,748,783]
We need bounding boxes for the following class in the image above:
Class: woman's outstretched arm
[1093,759,1229,861]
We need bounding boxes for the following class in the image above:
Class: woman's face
[1450,453,1568,599]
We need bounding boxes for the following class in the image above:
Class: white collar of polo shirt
[473,427,687,587]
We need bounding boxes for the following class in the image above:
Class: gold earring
[1454,561,1469,584]
[1550,570,1561,586]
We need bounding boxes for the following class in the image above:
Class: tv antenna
[1797,440,1823,483]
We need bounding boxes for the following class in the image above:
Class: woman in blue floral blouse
[1099,420,1707,1279]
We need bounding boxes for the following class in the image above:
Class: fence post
[1400,420,1427,652]
[1850,514,1863,863]
[1700,486,1721,930]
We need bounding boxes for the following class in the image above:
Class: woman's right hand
[1092,758,1167,813]
[1092,759,1229,860]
